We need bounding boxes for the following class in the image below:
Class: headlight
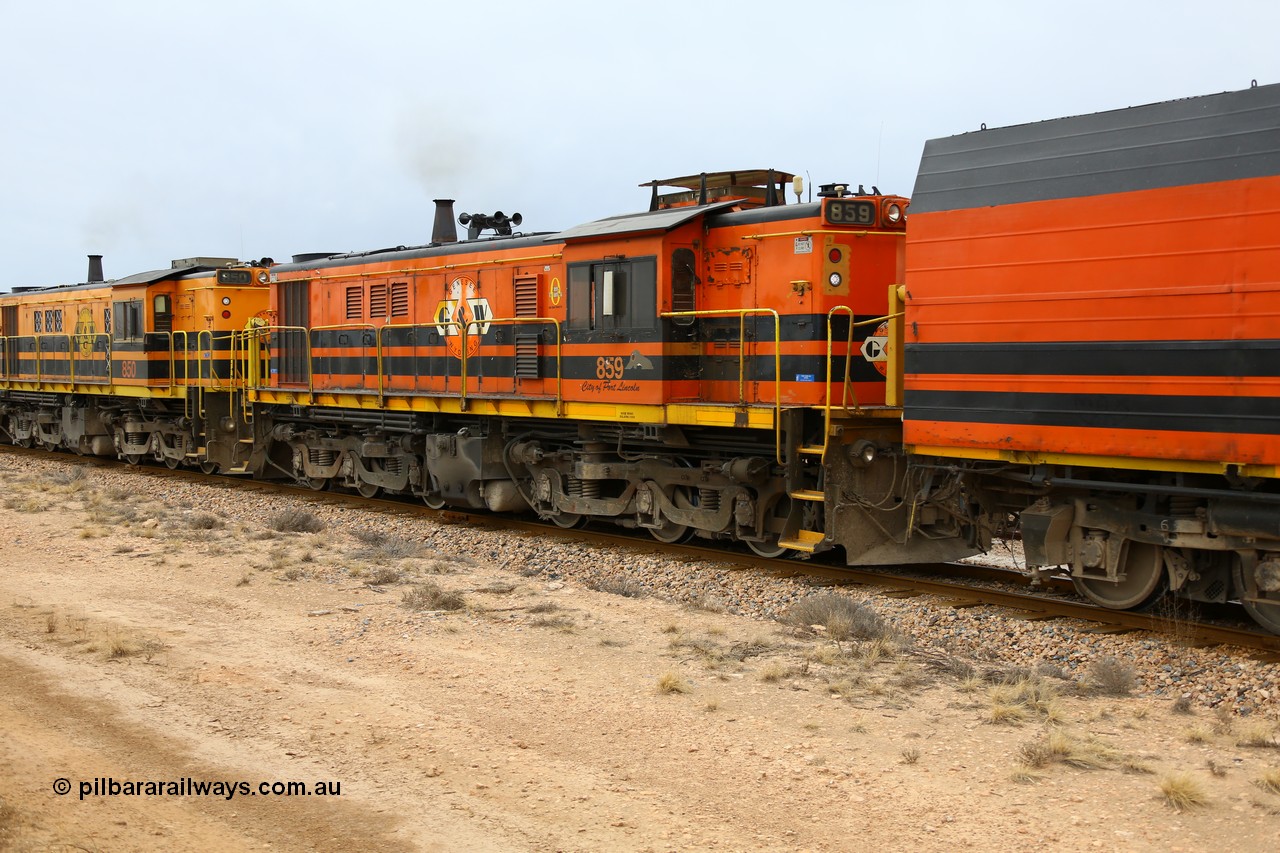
[257,271,269,284]
[885,202,903,224]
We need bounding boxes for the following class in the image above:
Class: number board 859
[824,199,876,227]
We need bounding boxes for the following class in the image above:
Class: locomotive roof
[639,170,795,190]
[555,200,741,242]
[0,264,231,296]
[910,82,1280,214]
[272,201,756,273]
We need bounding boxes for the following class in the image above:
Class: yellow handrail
[659,308,782,463]
[818,307,904,461]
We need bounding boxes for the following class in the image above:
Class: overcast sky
[1,0,1276,289]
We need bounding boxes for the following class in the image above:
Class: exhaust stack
[87,254,104,283]
[431,199,458,244]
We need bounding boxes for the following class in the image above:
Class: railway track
[8,443,1280,658]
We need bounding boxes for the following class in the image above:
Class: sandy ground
[2,456,1280,852]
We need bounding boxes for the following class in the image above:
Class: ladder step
[778,529,825,552]
[797,445,826,456]
[223,465,251,475]
[789,489,825,502]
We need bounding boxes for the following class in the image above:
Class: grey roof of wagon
[910,82,1280,213]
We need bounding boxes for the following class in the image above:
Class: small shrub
[529,616,575,632]
[367,567,403,586]
[1171,695,1194,715]
[269,509,325,534]
[1087,656,1136,696]
[235,572,252,587]
[49,467,89,487]
[401,582,465,612]
[591,577,647,598]
[527,601,559,614]
[189,512,225,530]
[783,594,893,641]
[279,567,306,582]
[1159,772,1208,811]
[900,747,921,765]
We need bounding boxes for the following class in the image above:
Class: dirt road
[1,454,1279,851]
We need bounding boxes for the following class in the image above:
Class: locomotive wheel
[550,512,586,529]
[200,461,219,475]
[1073,541,1166,610]
[422,493,447,510]
[305,477,328,491]
[16,436,34,448]
[746,537,793,559]
[747,495,795,558]
[355,482,381,499]
[164,456,181,470]
[648,517,692,544]
[1234,555,1280,635]
[124,453,143,465]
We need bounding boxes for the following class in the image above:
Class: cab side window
[113,301,143,342]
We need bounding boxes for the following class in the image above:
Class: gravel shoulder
[2,449,1280,852]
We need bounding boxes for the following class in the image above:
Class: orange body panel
[904,174,1280,468]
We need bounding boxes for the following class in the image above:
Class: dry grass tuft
[900,747,921,765]
[1159,772,1208,811]
[528,615,576,632]
[1254,768,1280,795]
[783,594,893,641]
[352,531,422,561]
[527,601,559,614]
[758,662,792,683]
[401,581,466,612]
[656,671,690,695]
[268,509,325,534]
[1086,656,1136,696]
[1171,694,1194,715]
[1236,722,1280,749]
[1183,726,1212,744]
[1018,729,1115,770]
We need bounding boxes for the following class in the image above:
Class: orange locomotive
[250,171,960,563]
[902,81,1280,632]
[0,256,271,471]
